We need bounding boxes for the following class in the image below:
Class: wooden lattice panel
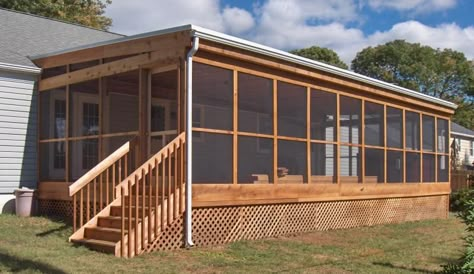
[146,195,448,251]
[38,199,73,220]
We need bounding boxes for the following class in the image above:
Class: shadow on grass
[372,262,432,273]
[0,250,66,274]
[36,224,69,237]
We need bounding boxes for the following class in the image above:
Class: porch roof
[31,24,457,110]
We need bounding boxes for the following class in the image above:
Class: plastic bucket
[14,188,36,217]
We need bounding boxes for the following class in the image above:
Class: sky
[105,0,474,65]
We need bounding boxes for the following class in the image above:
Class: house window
[82,103,99,169]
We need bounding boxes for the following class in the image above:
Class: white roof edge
[0,62,41,74]
[190,25,457,110]
[30,24,457,110]
[452,131,474,138]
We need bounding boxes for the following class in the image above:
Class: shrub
[451,189,474,212]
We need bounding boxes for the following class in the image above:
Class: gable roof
[452,122,474,138]
[0,8,122,69]
[31,24,457,110]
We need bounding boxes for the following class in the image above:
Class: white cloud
[105,0,474,66]
[105,0,253,35]
[365,0,457,13]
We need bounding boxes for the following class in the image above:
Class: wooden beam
[273,79,278,184]
[138,68,150,164]
[35,31,189,69]
[233,70,238,184]
[306,87,311,184]
[39,51,182,91]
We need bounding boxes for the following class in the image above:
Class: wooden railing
[118,132,185,258]
[69,136,139,232]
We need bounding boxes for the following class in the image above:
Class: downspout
[185,35,199,247]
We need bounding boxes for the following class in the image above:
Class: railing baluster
[121,185,125,258]
[112,163,116,199]
[180,139,184,213]
[128,179,132,258]
[106,168,110,205]
[86,183,90,222]
[141,168,145,250]
[99,173,103,210]
[119,157,122,185]
[73,194,77,232]
[135,174,139,256]
[79,189,84,227]
[174,143,178,220]
[161,154,165,232]
[93,178,97,216]
[124,154,128,177]
[168,147,172,225]
[148,163,152,242]
[155,158,159,237]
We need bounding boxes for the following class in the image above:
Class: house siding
[451,135,474,166]
[0,71,37,194]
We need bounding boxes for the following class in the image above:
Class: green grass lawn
[0,214,466,273]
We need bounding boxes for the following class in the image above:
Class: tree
[351,40,474,129]
[0,0,112,30]
[290,46,348,69]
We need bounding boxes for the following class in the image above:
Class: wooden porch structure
[33,25,454,257]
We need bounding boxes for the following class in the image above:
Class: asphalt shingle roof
[451,122,474,137]
[0,8,123,68]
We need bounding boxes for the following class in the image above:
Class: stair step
[72,238,117,254]
[98,216,141,229]
[85,227,124,242]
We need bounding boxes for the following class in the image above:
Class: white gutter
[451,132,474,139]
[185,36,199,247]
[0,62,41,75]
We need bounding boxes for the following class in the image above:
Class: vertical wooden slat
[121,185,125,258]
[99,173,103,209]
[180,139,184,213]
[92,178,96,216]
[383,105,387,184]
[306,87,311,184]
[435,117,438,182]
[273,79,278,184]
[106,168,110,204]
[155,158,159,236]
[419,113,423,183]
[177,66,181,134]
[119,157,122,185]
[124,154,128,179]
[65,65,70,183]
[168,147,172,225]
[128,179,132,258]
[403,109,406,183]
[149,163,153,241]
[112,163,116,198]
[135,174,139,256]
[336,94,340,185]
[448,119,451,184]
[361,100,365,184]
[161,154,165,231]
[141,168,145,250]
[79,189,83,227]
[86,183,91,222]
[174,144,178,219]
[233,70,238,184]
[73,194,77,232]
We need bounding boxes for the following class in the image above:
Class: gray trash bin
[14,188,36,217]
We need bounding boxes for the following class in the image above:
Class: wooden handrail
[119,132,186,257]
[69,137,137,196]
[115,132,185,193]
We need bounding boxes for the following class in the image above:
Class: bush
[451,189,474,212]
[442,199,474,273]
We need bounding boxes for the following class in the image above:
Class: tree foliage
[290,46,348,69]
[351,40,474,129]
[0,0,112,30]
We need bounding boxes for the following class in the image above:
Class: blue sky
[105,0,474,65]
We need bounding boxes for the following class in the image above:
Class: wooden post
[306,87,311,184]
[233,70,238,184]
[273,79,278,184]
[65,65,70,183]
[138,69,150,164]
[403,109,406,183]
[383,104,387,183]
[361,100,365,184]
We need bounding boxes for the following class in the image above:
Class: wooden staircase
[68,133,186,258]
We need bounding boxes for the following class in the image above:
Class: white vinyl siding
[0,72,37,194]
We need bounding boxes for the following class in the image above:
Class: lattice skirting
[38,199,74,221]
[146,195,448,252]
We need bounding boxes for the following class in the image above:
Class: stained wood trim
[273,79,278,184]
[35,31,189,69]
[233,70,238,184]
[384,104,387,184]
[192,56,453,117]
[403,109,406,184]
[65,65,70,183]
[361,99,365,184]
[39,52,181,92]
